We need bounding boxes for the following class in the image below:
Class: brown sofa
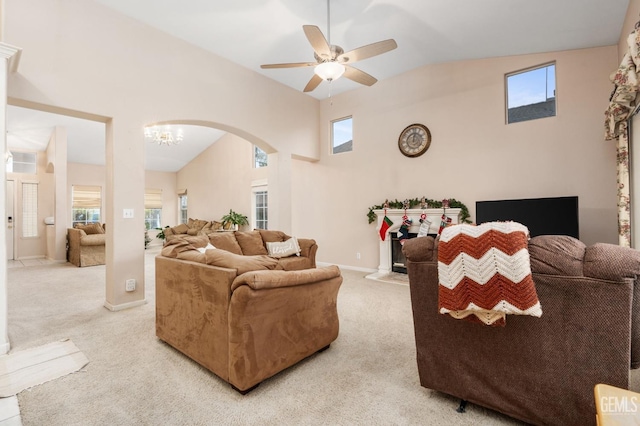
[402,234,640,426]
[155,229,340,393]
[67,223,106,267]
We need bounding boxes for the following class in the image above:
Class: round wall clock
[398,123,431,157]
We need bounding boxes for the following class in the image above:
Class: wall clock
[398,123,431,157]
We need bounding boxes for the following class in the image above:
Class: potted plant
[221,209,249,231]
[155,225,170,241]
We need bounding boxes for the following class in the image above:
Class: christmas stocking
[379,216,393,241]
[438,215,452,235]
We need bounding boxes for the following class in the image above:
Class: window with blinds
[72,185,101,227]
[145,188,162,230]
[22,182,38,237]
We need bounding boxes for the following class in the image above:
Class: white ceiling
[8,0,630,171]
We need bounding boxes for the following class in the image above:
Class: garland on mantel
[367,198,471,224]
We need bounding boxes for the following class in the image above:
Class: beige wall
[5,0,318,308]
[68,162,177,239]
[177,133,267,227]
[291,46,619,271]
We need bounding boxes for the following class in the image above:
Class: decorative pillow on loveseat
[208,232,243,255]
[266,237,301,258]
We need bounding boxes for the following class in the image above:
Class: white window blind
[22,182,38,237]
[144,188,163,209]
[72,185,101,208]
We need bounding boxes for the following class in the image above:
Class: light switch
[123,208,134,219]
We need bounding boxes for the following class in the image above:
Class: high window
[22,182,38,237]
[331,116,353,154]
[145,188,162,230]
[7,151,37,174]
[72,185,101,227]
[506,63,556,124]
[254,146,268,168]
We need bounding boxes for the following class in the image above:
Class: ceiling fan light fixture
[314,61,345,82]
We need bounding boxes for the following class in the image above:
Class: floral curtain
[605,22,640,247]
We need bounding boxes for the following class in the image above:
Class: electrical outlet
[125,279,136,292]
[356,252,361,260]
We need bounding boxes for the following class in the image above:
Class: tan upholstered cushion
[171,223,189,235]
[75,223,104,235]
[204,249,278,274]
[208,232,243,255]
[202,221,223,234]
[161,235,208,257]
[257,229,290,244]
[235,231,268,255]
[187,218,209,231]
[266,237,301,258]
[161,240,194,258]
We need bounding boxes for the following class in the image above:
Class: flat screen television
[475,196,579,239]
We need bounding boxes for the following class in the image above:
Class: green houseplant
[155,226,170,241]
[221,209,249,230]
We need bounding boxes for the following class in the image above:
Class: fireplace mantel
[367,208,462,279]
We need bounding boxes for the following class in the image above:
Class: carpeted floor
[4,247,582,425]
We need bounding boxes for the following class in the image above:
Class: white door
[6,180,14,260]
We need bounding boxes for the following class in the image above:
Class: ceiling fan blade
[338,39,398,64]
[343,65,378,86]
[303,25,331,60]
[261,62,317,69]
[303,74,323,92]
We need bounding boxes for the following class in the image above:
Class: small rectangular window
[22,182,38,237]
[254,146,268,168]
[7,151,37,174]
[331,116,353,154]
[506,63,556,124]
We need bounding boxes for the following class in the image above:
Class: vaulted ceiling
[8,0,630,171]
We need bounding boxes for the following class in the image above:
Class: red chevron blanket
[437,222,542,326]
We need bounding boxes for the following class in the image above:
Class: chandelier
[144,126,183,146]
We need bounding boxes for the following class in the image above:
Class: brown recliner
[155,257,342,393]
[402,234,640,426]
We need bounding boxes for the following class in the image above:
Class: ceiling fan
[260,0,397,93]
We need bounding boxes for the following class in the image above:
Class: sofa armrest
[231,265,340,292]
[67,228,87,243]
[297,238,317,267]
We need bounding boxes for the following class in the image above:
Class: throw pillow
[266,237,301,258]
[437,221,542,326]
[235,231,268,255]
[171,223,189,235]
[208,232,243,255]
[258,229,289,244]
[75,223,104,235]
[161,240,195,258]
[204,249,278,275]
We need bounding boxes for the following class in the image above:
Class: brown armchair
[402,234,640,426]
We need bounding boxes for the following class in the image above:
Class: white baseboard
[316,261,376,274]
[103,299,147,312]
[0,340,10,355]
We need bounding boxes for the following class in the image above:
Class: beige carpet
[0,339,88,397]
[7,247,622,425]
